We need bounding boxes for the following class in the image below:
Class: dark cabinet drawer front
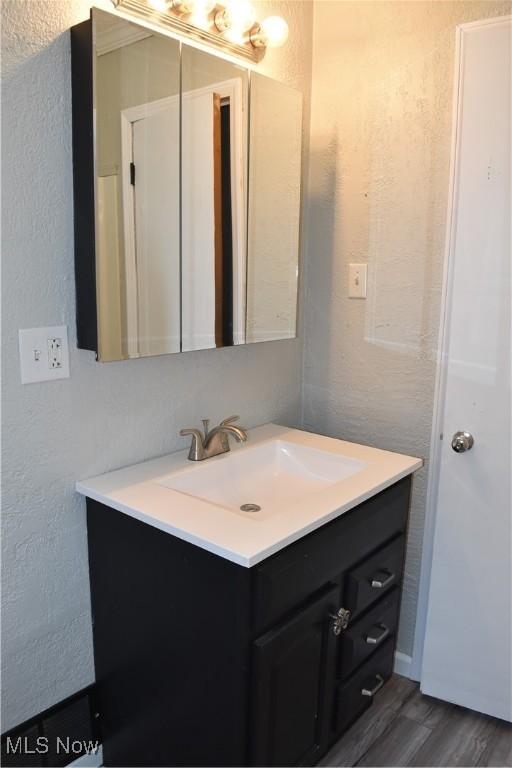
[339,588,400,680]
[344,535,405,620]
[333,638,395,735]
[252,479,411,634]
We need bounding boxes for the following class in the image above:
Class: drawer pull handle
[365,623,390,645]
[361,674,385,698]
[329,607,351,636]
[371,570,395,589]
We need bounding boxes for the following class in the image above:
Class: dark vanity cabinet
[86,477,411,767]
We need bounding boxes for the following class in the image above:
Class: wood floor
[320,675,512,767]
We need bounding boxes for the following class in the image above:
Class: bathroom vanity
[78,425,421,766]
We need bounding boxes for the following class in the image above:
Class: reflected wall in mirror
[247,74,303,342]
[181,46,248,352]
[71,10,302,362]
[94,12,180,360]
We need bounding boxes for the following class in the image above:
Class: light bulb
[201,0,217,12]
[252,15,288,48]
[214,7,232,32]
[226,0,256,32]
[148,0,171,11]
[169,0,196,13]
[189,0,216,26]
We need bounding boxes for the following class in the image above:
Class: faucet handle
[220,415,240,426]
[180,428,199,437]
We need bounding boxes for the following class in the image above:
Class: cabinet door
[250,585,339,767]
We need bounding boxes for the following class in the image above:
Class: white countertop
[76,424,422,567]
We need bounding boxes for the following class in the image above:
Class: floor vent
[1,685,100,768]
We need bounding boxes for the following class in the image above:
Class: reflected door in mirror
[181,45,248,352]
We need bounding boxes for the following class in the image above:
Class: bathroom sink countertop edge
[76,424,422,567]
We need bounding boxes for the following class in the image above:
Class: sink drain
[240,503,261,513]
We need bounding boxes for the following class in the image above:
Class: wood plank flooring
[320,675,512,767]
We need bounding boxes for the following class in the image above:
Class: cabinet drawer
[344,535,405,620]
[333,638,394,735]
[252,479,411,634]
[339,588,400,680]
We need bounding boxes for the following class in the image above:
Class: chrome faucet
[180,416,248,461]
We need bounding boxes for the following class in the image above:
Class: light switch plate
[19,326,70,384]
[348,263,367,298]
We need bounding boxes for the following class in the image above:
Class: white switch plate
[348,263,367,298]
[19,326,70,384]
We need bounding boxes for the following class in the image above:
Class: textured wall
[303,0,511,658]
[6,0,510,730]
[1,0,312,730]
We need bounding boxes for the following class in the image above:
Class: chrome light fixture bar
[112,0,288,63]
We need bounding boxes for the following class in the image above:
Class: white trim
[394,651,417,681]
[456,14,512,31]
[223,78,247,344]
[120,106,143,357]
[411,14,512,683]
[122,93,180,124]
[68,745,103,767]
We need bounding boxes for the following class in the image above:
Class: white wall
[1,0,312,730]
[303,0,511,659]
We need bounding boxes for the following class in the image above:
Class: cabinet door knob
[361,674,385,697]
[329,607,351,635]
[370,570,395,589]
[365,623,390,645]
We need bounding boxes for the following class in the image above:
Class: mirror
[94,12,180,360]
[83,10,302,361]
[181,45,248,351]
[247,74,303,343]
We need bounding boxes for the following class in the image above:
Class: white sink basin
[77,424,422,566]
[158,439,367,513]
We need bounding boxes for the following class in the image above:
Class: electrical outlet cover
[19,326,70,384]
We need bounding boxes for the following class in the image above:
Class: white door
[181,90,218,352]
[421,17,511,721]
[132,103,180,356]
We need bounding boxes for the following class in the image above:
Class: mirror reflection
[95,13,180,360]
[92,10,302,362]
[181,45,248,352]
[247,74,302,342]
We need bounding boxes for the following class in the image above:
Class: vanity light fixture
[113,0,288,62]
